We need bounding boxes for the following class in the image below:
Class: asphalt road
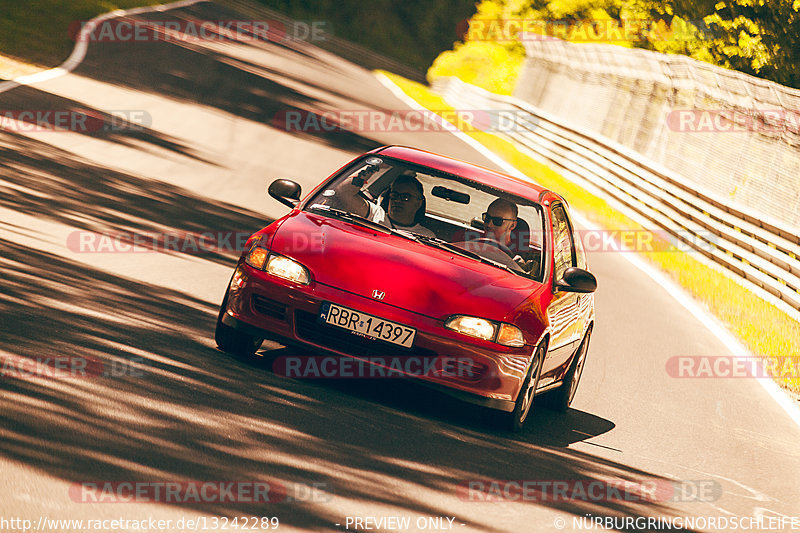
[1,2,799,532]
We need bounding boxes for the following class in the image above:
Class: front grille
[294,310,438,359]
[252,295,287,320]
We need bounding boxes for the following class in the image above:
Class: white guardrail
[432,77,800,316]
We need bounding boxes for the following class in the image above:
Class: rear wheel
[498,342,544,432]
[546,328,591,412]
[214,288,263,357]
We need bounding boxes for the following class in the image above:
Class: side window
[566,206,587,270]
[551,203,576,281]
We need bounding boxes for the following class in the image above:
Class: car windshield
[304,156,547,281]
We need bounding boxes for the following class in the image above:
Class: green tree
[680,0,800,88]
[430,0,800,92]
[428,0,528,94]
[253,0,477,73]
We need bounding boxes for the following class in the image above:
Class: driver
[337,169,435,237]
[482,198,518,251]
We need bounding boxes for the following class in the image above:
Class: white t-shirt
[367,202,435,238]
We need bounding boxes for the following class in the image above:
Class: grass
[2,0,796,395]
[0,0,160,68]
[0,0,474,80]
[380,71,800,396]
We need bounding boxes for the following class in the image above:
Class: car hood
[269,211,545,321]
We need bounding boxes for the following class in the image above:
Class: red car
[215,146,596,431]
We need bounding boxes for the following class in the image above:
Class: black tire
[214,288,263,357]
[546,328,591,412]
[497,342,545,432]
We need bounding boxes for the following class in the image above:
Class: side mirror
[556,267,597,293]
[268,179,302,208]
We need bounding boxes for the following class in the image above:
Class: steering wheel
[473,237,514,257]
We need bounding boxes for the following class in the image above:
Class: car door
[541,201,582,378]
[567,202,592,344]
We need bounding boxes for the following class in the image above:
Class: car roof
[371,145,551,201]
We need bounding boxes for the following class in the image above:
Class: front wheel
[497,342,544,432]
[214,288,263,357]
[545,328,591,412]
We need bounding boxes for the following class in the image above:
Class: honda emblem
[371,289,385,300]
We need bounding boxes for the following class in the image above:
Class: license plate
[319,302,416,348]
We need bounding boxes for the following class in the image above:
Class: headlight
[244,240,310,285]
[266,254,310,284]
[445,316,496,341]
[445,315,525,347]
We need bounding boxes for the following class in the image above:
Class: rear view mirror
[268,179,302,208]
[431,186,470,204]
[556,267,597,293]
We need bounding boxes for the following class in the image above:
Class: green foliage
[428,41,524,95]
[3,0,796,90]
[251,0,477,72]
[0,0,477,79]
[639,0,800,86]
[698,1,800,87]
[431,0,800,93]
[0,0,161,67]
[426,0,532,93]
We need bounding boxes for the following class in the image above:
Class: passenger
[478,198,535,271]
[482,198,518,251]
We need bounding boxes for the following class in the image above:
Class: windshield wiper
[307,204,393,234]
[476,256,520,275]
[412,234,482,260]
[307,205,431,243]
[308,206,521,275]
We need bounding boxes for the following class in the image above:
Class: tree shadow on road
[0,235,700,531]
[0,130,266,266]
[0,2,703,530]
[70,6,384,155]
[0,84,216,164]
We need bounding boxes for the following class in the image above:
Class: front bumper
[223,265,536,412]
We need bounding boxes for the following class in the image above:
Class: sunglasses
[482,212,516,226]
[389,191,421,202]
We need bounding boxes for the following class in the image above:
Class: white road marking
[375,71,800,430]
[0,0,207,94]
[4,0,798,431]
